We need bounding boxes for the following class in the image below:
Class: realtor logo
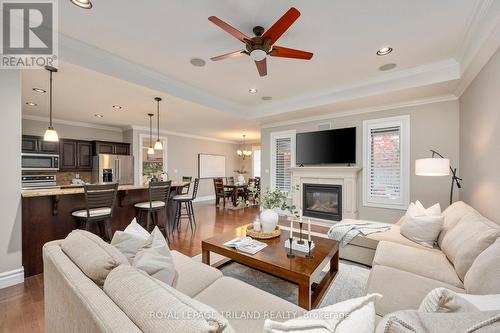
[1,0,58,68]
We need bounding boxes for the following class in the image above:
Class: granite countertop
[21,181,189,198]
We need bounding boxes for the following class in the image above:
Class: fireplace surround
[303,183,342,221]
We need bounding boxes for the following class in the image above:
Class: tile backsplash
[23,171,92,185]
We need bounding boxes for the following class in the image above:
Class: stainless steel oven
[21,153,59,171]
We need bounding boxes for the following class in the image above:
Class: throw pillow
[132,226,176,286]
[263,294,381,333]
[400,201,443,248]
[464,238,500,295]
[111,218,150,262]
[418,288,478,313]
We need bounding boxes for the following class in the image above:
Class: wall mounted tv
[296,127,356,165]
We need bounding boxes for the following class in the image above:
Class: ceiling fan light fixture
[70,0,92,9]
[248,88,258,94]
[250,49,267,62]
[26,102,37,106]
[33,88,46,93]
[376,47,393,56]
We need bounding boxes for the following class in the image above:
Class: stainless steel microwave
[21,153,59,171]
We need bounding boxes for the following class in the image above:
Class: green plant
[237,187,297,215]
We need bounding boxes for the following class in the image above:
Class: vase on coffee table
[260,209,278,233]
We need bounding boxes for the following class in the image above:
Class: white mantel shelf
[290,166,362,223]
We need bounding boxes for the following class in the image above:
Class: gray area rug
[192,253,370,307]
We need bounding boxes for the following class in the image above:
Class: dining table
[224,183,248,206]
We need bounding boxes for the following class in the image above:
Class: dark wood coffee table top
[201,224,339,309]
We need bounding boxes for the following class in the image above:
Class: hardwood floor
[0,202,331,333]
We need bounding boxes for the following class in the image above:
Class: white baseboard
[193,195,215,203]
[0,267,24,289]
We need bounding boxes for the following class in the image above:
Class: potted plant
[258,188,296,233]
[233,167,248,184]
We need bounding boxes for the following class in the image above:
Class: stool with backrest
[214,177,232,207]
[134,180,172,239]
[72,183,118,241]
[172,178,200,233]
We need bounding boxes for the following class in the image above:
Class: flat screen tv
[296,127,356,165]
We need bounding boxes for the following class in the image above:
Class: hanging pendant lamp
[43,66,59,142]
[154,97,163,150]
[147,113,155,155]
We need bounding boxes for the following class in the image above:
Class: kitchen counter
[21,182,189,198]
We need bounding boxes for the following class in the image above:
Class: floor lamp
[415,150,462,205]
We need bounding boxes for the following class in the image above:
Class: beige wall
[130,129,253,199]
[261,100,459,223]
[22,118,124,142]
[459,47,500,223]
[0,70,23,280]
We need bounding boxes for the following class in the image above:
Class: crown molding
[251,59,460,119]
[22,115,124,132]
[260,94,458,129]
[127,125,239,144]
[454,0,500,96]
[58,33,250,117]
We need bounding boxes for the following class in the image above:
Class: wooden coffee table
[201,225,339,310]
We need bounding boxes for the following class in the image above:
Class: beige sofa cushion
[104,265,234,333]
[61,230,129,286]
[366,265,465,316]
[464,238,500,294]
[195,277,304,333]
[440,210,500,280]
[171,250,223,297]
[373,241,463,288]
[437,201,475,247]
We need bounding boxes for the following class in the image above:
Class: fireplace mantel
[290,166,362,223]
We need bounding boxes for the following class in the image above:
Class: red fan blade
[210,50,245,61]
[208,16,250,42]
[261,7,300,45]
[255,58,267,77]
[270,45,313,60]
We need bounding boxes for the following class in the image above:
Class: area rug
[192,253,370,307]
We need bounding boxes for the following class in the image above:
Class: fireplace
[302,183,342,221]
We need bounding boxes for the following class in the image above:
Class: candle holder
[287,237,295,258]
[297,221,305,244]
[305,240,314,259]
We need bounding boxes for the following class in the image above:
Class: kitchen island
[21,181,189,277]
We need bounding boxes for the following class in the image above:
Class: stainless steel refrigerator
[92,154,134,185]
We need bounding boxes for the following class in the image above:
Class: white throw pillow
[111,218,150,262]
[418,288,478,313]
[400,201,443,248]
[132,226,176,286]
[263,294,381,333]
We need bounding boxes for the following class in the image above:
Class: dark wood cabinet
[94,141,130,156]
[60,140,77,169]
[77,141,93,169]
[22,135,59,154]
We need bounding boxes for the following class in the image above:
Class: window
[270,130,296,193]
[252,147,261,178]
[363,116,410,209]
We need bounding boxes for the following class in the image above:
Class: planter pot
[260,209,279,233]
[237,174,245,184]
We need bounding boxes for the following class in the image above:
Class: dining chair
[180,176,192,195]
[225,176,235,185]
[134,180,171,240]
[214,177,232,207]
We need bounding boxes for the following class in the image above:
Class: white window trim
[270,130,296,191]
[252,145,261,178]
[362,115,410,210]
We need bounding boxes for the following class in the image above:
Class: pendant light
[43,66,59,142]
[147,113,155,155]
[154,97,163,150]
[237,135,252,160]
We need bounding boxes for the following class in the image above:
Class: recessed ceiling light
[33,88,46,93]
[26,102,37,106]
[70,0,92,9]
[249,88,258,94]
[112,105,122,110]
[376,47,393,56]
[379,63,397,71]
[94,114,104,118]
[261,96,273,101]
[190,58,206,67]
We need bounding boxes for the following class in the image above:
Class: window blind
[369,126,401,202]
[273,137,292,192]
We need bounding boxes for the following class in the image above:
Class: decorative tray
[246,225,281,239]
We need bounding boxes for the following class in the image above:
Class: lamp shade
[415,158,450,176]
[154,139,163,150]
[43,127,59,142]
[147,147,155,155]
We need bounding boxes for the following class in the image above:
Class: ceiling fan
[208,7,313,77]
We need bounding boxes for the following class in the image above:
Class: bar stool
[134,180,171,239]
[72,183,118,241]
[172,178,200,233]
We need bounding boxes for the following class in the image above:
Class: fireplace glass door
[302,184,342,221]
